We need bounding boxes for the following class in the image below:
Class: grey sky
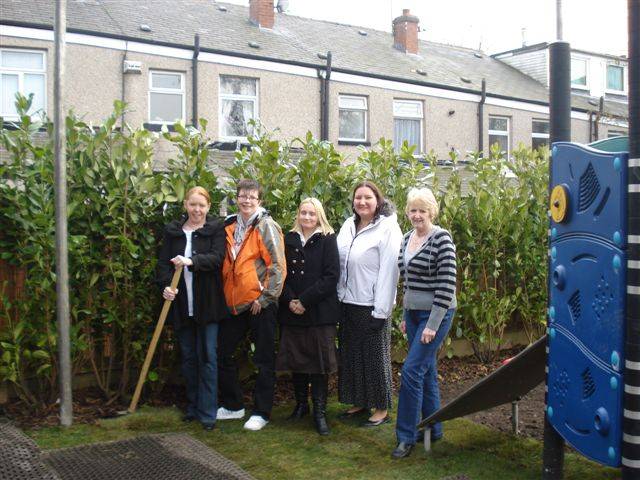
[223,0,629,56]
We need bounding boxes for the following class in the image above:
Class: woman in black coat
[156,186,228,431]
[276,197,340,435]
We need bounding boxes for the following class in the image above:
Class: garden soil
[3,346,545,441]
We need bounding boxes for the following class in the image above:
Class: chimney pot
[393,9,420,54]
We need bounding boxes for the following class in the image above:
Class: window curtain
[394,118,420,152]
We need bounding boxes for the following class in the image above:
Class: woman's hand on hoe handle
[163,286,178,301]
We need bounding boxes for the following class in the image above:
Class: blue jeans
[177,321,218,425]
[395,308,455,444]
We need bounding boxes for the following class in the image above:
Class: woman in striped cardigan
[391,187,457,459]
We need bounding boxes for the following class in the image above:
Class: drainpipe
[478,78,486,155]
[594,95,604,141]
[120,41,128,127]
[318,51,332,141]
[192,34,200,127]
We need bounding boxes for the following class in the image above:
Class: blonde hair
[184,186,211,205]
[292,197,334,235]
[405,187,439,220]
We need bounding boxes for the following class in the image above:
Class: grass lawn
[27,401,619,480]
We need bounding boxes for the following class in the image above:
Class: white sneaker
[216,407,245,420]
[243,415,268,431]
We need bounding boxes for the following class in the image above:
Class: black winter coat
[156,215,229,329]
[278,231,340,327]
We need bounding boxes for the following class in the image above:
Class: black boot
[311,374,330,435]
[288,373,310,420]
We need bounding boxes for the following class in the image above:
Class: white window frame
[338,94,368,142]
[148,70,185,125]
[570,56,589,91]
[531,119,549,150]
[488,115,510,157]
[605,63,626,95]
[218,75,259,141]
[0,48,47,120]
[393,99,423,152]
[607,130,625,138]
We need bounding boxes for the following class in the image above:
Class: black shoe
[391,442,414,459]
[202,422,216,431]
[362,414,391,427]
[287,402,310,420]
[338,408,368,420]
[182,413,197,423]
[311,374,330,435]
[289,373,310,420]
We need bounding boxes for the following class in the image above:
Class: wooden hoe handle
[128,267,182,414]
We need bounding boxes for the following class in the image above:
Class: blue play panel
[549,142,628,246]
[547,142,628,467]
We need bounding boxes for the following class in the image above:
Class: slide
[417,335,547,430]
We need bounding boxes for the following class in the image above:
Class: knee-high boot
[311,374,330,435]
[288,373,310,420]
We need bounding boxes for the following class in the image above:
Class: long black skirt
[338,303,392,410]
[276,324,338,374]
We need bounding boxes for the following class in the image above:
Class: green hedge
[0,99,548,408]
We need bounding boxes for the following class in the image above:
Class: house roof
[492,42,628,63]
[0,0,627,119]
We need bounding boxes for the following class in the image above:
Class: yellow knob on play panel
[550,184,569,223]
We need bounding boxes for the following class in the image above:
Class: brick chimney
[250,0,275,29]
[392,9,419,54]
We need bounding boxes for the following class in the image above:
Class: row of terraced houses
[0,0,629,163]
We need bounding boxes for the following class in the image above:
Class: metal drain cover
[42,434,255,480]
[0,420,60,480]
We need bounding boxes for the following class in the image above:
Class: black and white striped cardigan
[397,226,457,331]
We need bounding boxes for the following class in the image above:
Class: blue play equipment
[418,2,638,477]
[547,142,629,466]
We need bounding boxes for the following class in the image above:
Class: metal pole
[543,39,571,479]
[54,0,72,427]
[556,0,563,40]
[622,1,640,477]
[549,42,572,145]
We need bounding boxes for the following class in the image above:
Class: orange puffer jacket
[222,211,286,315]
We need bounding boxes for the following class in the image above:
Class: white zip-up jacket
[336,212,403,319]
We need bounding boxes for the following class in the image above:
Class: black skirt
[338,303,392,410]
[276,324,338,374]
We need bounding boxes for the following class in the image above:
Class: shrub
[1,99,549,407]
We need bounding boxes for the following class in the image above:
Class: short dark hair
[236,179,262,199]
[352,180,385,225]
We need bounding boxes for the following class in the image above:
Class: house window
[148,71,185,124]
[570,58,588,88]
[606,65,624,92]
[1,49,46,119]
[532,119,549,150]
[393,100,423,152]
[488,116,510,156]
[338,95,368,142]
[608,130,625,138]
[219,76,258,139]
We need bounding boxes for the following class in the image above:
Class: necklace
[409,228,431,251]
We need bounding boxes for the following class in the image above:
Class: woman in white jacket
[336,181,403,427]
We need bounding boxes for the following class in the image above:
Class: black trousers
[217,304,277,420]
